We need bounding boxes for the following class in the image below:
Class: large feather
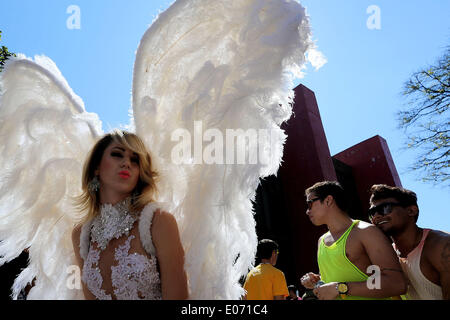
[132,0,313,299]
[0,55,102,299]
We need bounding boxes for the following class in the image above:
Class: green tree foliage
[398,47,449,184]
[0,30,16,72]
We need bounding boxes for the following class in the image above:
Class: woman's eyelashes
[111,151,123,158]
[111,151,139,164]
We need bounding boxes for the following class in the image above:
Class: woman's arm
[71,225,92,299]
[71,225,84,273]
[152,210,189,300]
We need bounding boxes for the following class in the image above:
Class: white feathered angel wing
[0,55,102,299]
[132,0,313,299]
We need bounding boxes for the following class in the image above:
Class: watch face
[338,283,348,293]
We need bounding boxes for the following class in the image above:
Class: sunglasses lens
[306,198,320,210]
[382,203,392,215]
[369,203,396,220]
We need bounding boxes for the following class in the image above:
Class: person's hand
[300,272,320,289]
[312,282,339,300]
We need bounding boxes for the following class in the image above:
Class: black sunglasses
[306,197,321,210]
[368,202,403,220]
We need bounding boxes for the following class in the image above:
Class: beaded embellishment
[90,198,137,251]
[82,200,163,300]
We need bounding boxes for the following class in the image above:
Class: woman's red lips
[119,171,130,178]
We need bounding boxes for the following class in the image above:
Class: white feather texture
[0,0,314,300]
[0,55,102,299]
[133,0,312,299]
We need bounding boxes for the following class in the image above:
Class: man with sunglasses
[300,181,406,300]
[242,239,289,300]
[369,184,449,300]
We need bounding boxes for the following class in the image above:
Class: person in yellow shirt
[243,239,289,300]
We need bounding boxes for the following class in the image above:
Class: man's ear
[407,205,419,218]
[270,250,278,263]
[325,195,333,207]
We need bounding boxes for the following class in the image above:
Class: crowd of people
[243,181,449,300]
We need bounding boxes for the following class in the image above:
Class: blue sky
[1,0,449,231]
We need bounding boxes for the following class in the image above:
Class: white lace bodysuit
[79,201,164,300]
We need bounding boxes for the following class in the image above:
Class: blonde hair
[76,130,158,224]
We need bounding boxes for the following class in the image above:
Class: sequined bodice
[81,200,162,300]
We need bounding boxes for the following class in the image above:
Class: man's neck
[391,224,423,258]
[260,259,273,265]
[326,211,353,238]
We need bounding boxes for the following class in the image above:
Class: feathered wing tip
[132,0,313,299]
[0,55,102,299]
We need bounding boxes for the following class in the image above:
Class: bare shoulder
[426,229,450,245]
[353,220,391,245]
[318,233,327,247]
[354,220,383,235]
[354,220,374,230]
[151,210,180,241]
[424,229,450,267]
[152,210,177,228]
[151,210,184,265]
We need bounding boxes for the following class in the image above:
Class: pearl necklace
[91,197,138,251]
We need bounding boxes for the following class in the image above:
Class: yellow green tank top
[317,220,389,300]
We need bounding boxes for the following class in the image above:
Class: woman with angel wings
[71,130,188,300]
[0,0,316,299]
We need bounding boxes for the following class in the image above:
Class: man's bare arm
[428,231,450,300]
[348,225,407,298]
[441,238,450,299]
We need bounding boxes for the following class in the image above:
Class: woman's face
[95,141,140,204]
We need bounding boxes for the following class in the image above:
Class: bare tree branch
[398,47,450,185]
